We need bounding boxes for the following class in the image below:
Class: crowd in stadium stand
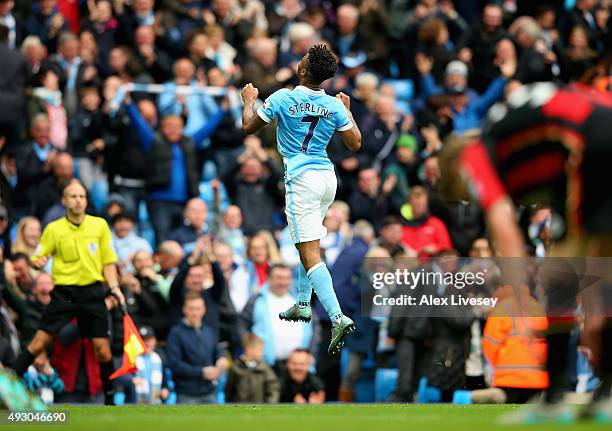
[0,0,609,404]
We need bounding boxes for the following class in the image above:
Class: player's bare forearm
[337,92,361,152]
[345,111,362,152]
[486,198,525,258]
[241,83,267,135]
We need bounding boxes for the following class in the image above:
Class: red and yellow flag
[109,314,146,380]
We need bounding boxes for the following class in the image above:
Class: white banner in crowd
[110,83,243,128]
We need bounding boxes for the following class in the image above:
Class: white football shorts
[285,169,337,244]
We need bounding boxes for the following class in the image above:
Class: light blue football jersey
[256,85,353,183]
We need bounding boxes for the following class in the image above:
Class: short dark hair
[268,263,291,275]
[306,44,338,84]
[111,212,135,226]
[381,215,402,228]
[183,291,204,305]
[290,348,312,357]
[241,332,264,349]
[0,25,8,44]
[10,252,30,263]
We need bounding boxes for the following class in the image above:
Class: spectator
[204,25,237,76]
[225,333,280,403]
[332,4,365,59]
[169,198,209,253]
[418,18,457,83]
[51,321,103,403]
[15,114,59,217]
[250,264,313,368]
[268,0,307,49]
[218,205,247,265]
[375,216,410,258]
[185,30,215,79]
[166,291,228,404]
[224,136,283,236]
[11,217,42,258]
[132,25,172,83]
[153,240,184,302]
[425,250,475,401]
[8,253,34,294]
[560,25,598,82]
[421,57,516,133]
[169,236,227,333]
[132,326,172,404]
[382,134,419,214]
[0,1,20,49]
[279,22,317,70]
[157,58,220,140]
[84,0,118,70]
[478,284,548,403]
[0,150,15,219]
[0,24,29,150]
[565,0,598,50]
[360,95,404,166]
[131,250,171,340]
[319,201,351,266]
[27,67,68,151]
[23,351,64,405]
[20,272,54,344]
[510,17,555,84]
[24,0,69,53]
[33,152,74,224]
[457,4,507,92]
[348,168,389,229]
[78,30,102,76]
[279,349,325,404]
[69,86,105,190]
[401,186,452,257]
[246,232,281,291]
[111,213,153,270]
[21,36,47,78]
[242,38,284,100]
[104,92,151,218]
[214,242,250,314]
[339,245,393,402]
[125,89,225,243]
[47,32,87,116]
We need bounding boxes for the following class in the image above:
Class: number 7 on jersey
[300,115,320,152]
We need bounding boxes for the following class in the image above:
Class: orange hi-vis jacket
[483,285,549,389]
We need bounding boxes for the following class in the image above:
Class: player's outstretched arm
[337,92,361,152]
[241,83,267,135]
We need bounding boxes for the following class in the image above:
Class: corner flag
[109,314,146,380]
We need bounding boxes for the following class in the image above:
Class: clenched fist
[241,83,259,103]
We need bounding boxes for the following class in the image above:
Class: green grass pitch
[6,404,610,431]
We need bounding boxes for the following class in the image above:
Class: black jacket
[224,158,283,236]
[14,144,56,213]
[0,44,29,124]
[169,260,227,336]
[145,134,200,198]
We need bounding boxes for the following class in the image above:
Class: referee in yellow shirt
[13,179,126,405]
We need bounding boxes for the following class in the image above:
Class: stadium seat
[416,377,441,403]
[374,368,398,402]
[384,79,414,116]
[217,372,227,404]
[137,201,156,248]
[452,390,473,404]
[339,349,376,402]
[89,179,109,213]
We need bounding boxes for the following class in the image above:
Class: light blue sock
[296,264,312,306]
[308,263,342,322]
